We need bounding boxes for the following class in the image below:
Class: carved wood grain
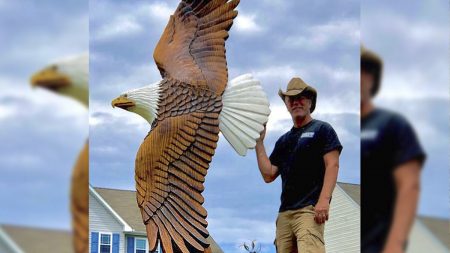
[139,0,240,252]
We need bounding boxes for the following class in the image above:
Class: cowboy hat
[278,77,317,113]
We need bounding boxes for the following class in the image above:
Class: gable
[94,188,145,232]
[325,184,360,252]
[89,192,125,232]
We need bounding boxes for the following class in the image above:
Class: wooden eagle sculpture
[111,1,270,252]
[30,54,89,253]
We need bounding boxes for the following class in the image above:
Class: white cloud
[318,65,358,84]
[90,1,177,42]
[234,13,262,33]
[1,13,87,67]
[91,62,162,107]
[283,19,359,50]
[266,102,291,133]
[137,2,174,24]
[89,101,149,132]
[94,15,143,41]
[252,65,300,82]
[377,70,449,100]
[362,10,448,100]
[364,11,447,48]
[266,99,359,135]
[0,153,44,171]
[250,63,358,94]
[0,104,15,120]
[0,77,87,126]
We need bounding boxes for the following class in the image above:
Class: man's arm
[382,160,421,253]
[314,150,340,224]
[255,127,279,183]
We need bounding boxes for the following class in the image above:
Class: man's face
[285,94,311,119]
[361,69,374,103]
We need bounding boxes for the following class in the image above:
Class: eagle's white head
[111,82,161,125]
[30,54,89,107]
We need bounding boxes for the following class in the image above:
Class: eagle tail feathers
[219,74,270,156]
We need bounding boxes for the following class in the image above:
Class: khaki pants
[275,205,325,253]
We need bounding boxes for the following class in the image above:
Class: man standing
[255,77,342,253]
[361,46,426,253]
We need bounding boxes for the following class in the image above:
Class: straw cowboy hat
[278,77,317,113]
[361,45,383,96]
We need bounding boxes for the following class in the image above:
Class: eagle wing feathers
[137,81,222,253]
[153,0,240,95]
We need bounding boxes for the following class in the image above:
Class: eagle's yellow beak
[111,96,135,110]
[30,66,70,91]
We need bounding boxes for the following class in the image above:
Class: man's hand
[314,198,330,224]
[257,124,267,144]
[382,242,404,253]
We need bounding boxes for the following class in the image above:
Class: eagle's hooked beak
[111,96,135,110]
[30,66,71,91]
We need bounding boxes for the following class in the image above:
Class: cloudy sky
[0,0,88,229]
[362,0,449,219]
[90,0,359,252]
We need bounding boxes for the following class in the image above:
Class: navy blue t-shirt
[269,119,343,212]
[361,108,426,249]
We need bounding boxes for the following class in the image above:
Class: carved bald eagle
[111,1,270,252]
[30,54,89,253]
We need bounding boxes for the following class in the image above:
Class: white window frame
[98,232,113,253]
[134,237,148,253]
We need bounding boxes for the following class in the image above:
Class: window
[133,238,160,253]
[99,233,112,253]
[135,238,146,253]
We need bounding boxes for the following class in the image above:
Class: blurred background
[362,0,449,252]
[0,0,88,252]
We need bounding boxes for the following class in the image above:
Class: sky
[362,0,449,219]
[0,1,88,229]
[89,0,359,252]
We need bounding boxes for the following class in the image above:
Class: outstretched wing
[136,82,222,253]
[153,0,240,95]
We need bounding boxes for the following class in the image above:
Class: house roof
[336,182,449,249]
[418,216,450,249]
[337,182,360,205]
[0,225,73,253]
[94,187,144,232]
[93,187,223,253]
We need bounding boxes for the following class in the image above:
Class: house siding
[324,184,361,253]
[408,221,450,253]
[89,193,125,253]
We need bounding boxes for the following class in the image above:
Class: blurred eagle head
[31,53,88,106]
